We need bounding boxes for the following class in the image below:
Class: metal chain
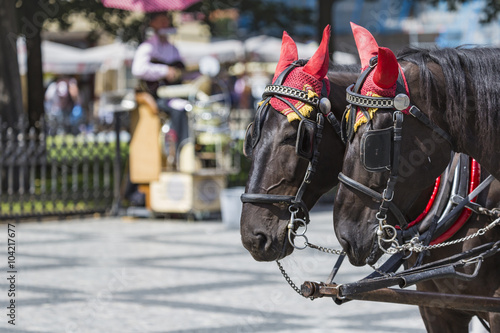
[276,260,314,299]
[389,216,500,254]
[278,233,344,299]
[305,242,345,255]
[453,197,500,219]
[287,207,345,255]
[410,216,500,252]
[477,207,500,218]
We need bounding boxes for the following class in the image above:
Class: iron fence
[0,106,253,221]
[0,116,128,221]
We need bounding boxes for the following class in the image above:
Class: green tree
[11,0,144,127]
[3,0,499,127]
[189,0,314,39]
[192,0,500,47]
[0,0,24,127]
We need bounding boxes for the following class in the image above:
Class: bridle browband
[240,59,341,248]
[338,56,455,251]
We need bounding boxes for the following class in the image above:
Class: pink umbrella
[102,0,202,12]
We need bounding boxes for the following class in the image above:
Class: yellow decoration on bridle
[259,86,319,123]
[345,91,382,132]
[283,90,318,123]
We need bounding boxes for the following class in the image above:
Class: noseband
[338,56,454,252]
[241,60,341,249]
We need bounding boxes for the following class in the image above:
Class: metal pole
[301,281,500,313]
[111,111,121,216]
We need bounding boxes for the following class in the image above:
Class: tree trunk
[0,0,23,127]
[21,2,45,127]
[318,0,335,55]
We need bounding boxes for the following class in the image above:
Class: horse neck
[308,71,356,194]
[402,54,500,179]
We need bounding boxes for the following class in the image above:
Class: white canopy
[244,35,357,65]
[18,39,121,75]
[18,35,356,75]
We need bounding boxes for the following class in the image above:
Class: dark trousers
[156,98,189,149]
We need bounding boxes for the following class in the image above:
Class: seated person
[132,11,189,149]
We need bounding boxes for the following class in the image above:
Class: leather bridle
[240,60,341,248]
[338,57,455,250]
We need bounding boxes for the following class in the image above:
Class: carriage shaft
[301,281,500,313]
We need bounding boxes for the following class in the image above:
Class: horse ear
[350,22,378,69]
[303,25,331,80]
[272,31,298,82]
[373,47,398,89]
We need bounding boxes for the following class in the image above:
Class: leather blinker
[243,122,254,158]
[296,119,317,160]
[360,127,392,171]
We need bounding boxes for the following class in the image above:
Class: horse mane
[327,63,359,87]
[397,46,500,155]
[328,63,359,75]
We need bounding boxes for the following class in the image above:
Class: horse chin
[365,236,384,266]
[345,234,382,267]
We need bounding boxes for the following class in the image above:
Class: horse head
[334,23,453,266]
[240,26,347,261]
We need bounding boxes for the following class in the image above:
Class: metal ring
[402,249,414,260]
[375,212,387,222]
[290,218,308,236]
[379,224,398,242]
[335,284,346,300]
[381,189,394,202]
[378,237,400,254]
[288,229,308,250]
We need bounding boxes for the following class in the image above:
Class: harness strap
[240,193,310,222]
[263,85,320,109]
[272,94,308,121]
[336,240,500,298]
[432,174,496,241]
[249,97,271,150]
[377,111,403,223]
[294,113,324,205]
[408,105,454,149]
[342,65,374,143]
[338,172,408,228]
[325,112,342,137]
[399,153,459,240]
[326,254,346,284]
[241,60,330,225]
[240,193,295,205]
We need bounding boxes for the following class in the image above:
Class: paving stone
[0,206,432,332]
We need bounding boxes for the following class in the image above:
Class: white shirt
[131,34,182,82]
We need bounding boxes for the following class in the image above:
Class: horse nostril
[254,232,269,251]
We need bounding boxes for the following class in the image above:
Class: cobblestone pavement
[0,206,486,333]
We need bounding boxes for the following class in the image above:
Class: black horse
[240,26,352,261]
[334,23,500,332]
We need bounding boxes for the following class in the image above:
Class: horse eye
[281,133,297,146]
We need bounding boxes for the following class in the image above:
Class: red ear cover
[373,47,398,89]
[303,25,331,80]
[350,22,378,69]
[272,31,298,83]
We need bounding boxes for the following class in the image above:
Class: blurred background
[0,0,499,221]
